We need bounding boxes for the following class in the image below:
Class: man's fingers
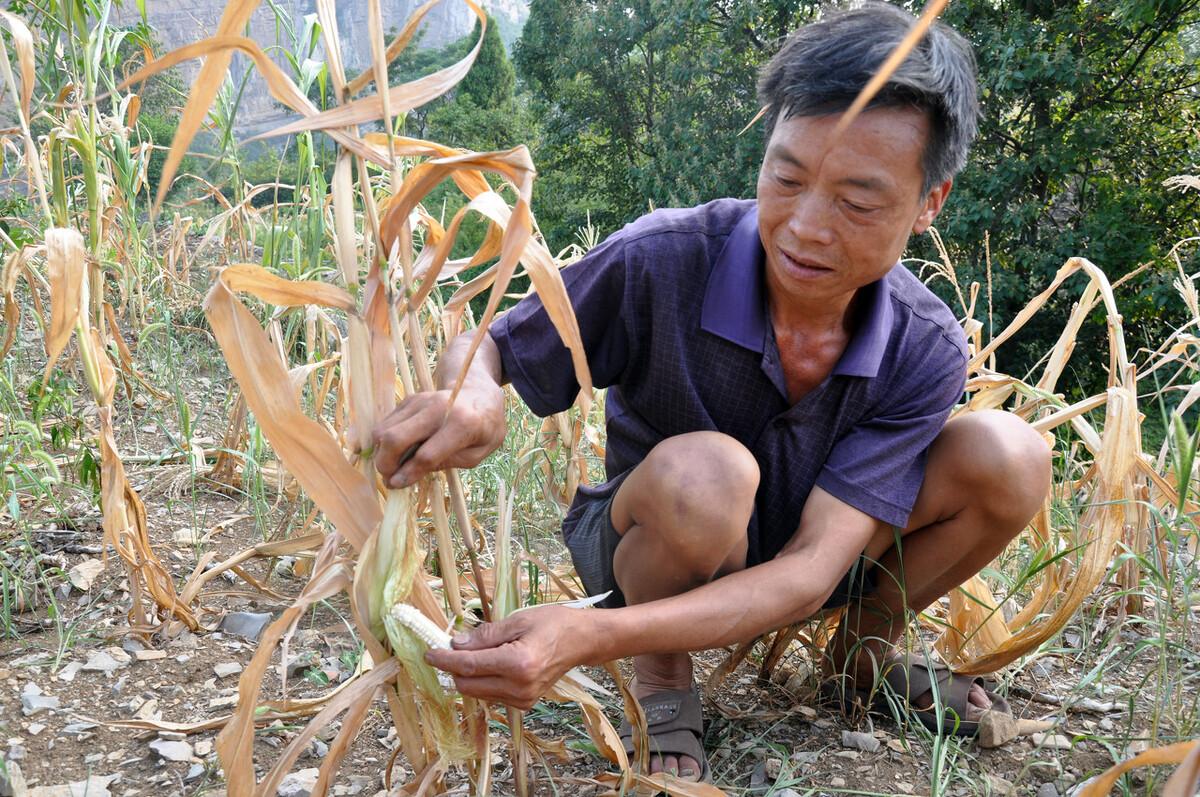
[392,422,477,487]
[446,675,540,709]
[374,402,443,480]
[452,616,528,651]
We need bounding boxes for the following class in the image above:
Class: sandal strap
[619,688,705,760]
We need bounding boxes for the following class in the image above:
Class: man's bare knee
[614,432,759,555]
[940,410,1051,526]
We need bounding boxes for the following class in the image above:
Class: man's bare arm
[428,487,886,708]
[374,331,507,488]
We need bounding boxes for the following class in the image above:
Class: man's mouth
[779,250,833,277]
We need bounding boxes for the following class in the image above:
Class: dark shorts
[562,489,881,610]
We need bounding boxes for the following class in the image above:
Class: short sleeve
[488,232,633,417]
[814,342,967,527]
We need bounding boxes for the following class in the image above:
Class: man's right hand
[373,331,508,488]
[373,383,506,488]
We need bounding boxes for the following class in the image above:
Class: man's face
[756,107,952,311]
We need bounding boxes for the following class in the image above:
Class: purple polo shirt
[489,198,968,565]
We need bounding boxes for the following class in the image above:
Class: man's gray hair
[758,2,979,193]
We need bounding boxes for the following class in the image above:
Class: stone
[277,768,320,797]
[7,743,25,761]
[62,722,98,735]
[978,710,1020,748]
[26,724,45,736]
[1036,783,1059,797]
[841,730,880,753]
[1017,718,1057,736]
[55,662,82,683]
[1032,733,1073,751]
[214,662,243,679]
[748,761,767,788]
[194,739,213,757]
[830,776,847,788]
[105,647,131,665]
[68,559,105,591]
[20,684,60,716]
[185,763,205,781]
[0,761,27,797]
[173,528,203,545]
[134,649,166,661]
[27,774,118,797]
[157,731,187,742]
[285,651,321,679]
[764,757,781,780]
[149,739,193,762]
[985,773,1016,796]
[82,651,126,676]
[790,750,819,765]
[1029,761,1062,777]
[134,698,161,720]
[219,612,272,642]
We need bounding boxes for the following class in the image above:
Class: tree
[928,0,1200,388]
[515,0,1200,389]
[515,1,821,249]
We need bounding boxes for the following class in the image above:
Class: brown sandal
[880,658,1012,737]
[619,687,712,782]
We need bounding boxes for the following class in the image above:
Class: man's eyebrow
[837,175,888,191]
[767,145,805,169]
[769,145,890,192]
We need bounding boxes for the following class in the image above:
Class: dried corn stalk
[116,1,660,792]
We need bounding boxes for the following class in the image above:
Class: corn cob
[390,603,453,650]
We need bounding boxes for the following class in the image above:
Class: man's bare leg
[824,410,1053,716]
[610,431,757,778]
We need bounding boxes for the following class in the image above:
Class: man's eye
[845,201,876,213]
[776,175,800,189]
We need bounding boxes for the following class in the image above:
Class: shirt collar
[699,204,895,379]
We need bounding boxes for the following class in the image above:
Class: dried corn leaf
[222,263,356,311]
[42,228,86,385]
[0,11,34,125]
[145,0,262,211]
[204,274,379,551]
[261,0,488,139]
[1075,740,1200,797]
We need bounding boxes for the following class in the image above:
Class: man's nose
[786,192,836,247]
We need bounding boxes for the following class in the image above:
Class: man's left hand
[425,604,588,710]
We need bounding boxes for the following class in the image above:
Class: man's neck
[768,288,861,338]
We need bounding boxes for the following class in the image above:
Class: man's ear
[912,179,953,235]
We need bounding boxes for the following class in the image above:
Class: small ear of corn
[390,603,453,650]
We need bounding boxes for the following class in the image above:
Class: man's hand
[425,604,589,710]
[373,330,507,488]
[374,384,505,488]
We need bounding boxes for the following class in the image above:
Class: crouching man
[373,1,1051,782]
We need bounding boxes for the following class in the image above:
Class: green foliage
[515,1,813,248]
[515,0,1200,392]
[927,0,1200,390]
[133,113,187,200]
